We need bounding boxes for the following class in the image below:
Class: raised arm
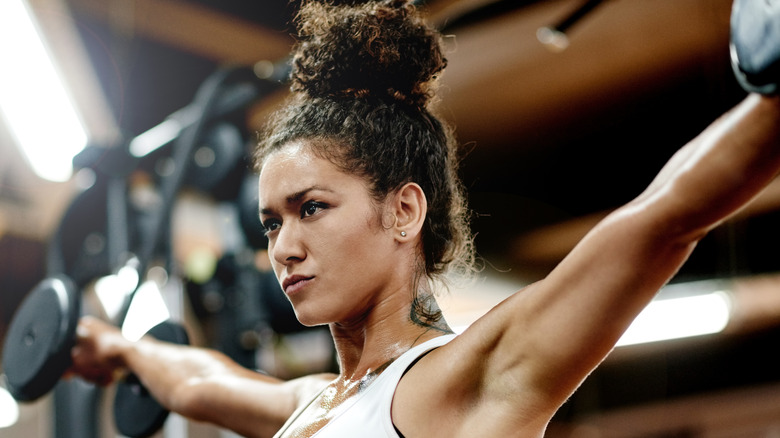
[402,94,780,437]
[479,0,780,415]
[502,93,779,411]
[525,93,780,387]
[69,316,331,438]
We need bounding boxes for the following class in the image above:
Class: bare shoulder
[392,317,551,438]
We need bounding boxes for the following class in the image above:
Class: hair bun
[291,0,446,107]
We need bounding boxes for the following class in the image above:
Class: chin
[290,306,330,328]
[296,318,327,328]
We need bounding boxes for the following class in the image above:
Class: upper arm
[470,204,699,413]
[396,203,700,436]
[494,204,699,395]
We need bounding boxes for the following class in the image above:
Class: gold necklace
[282,357,397,438]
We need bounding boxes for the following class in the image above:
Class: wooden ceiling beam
[436,0,733,150]
[67,0,294,64]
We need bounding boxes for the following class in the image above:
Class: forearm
[638,94,780,236]
[120,338,298,437]
[71,317,300,437]
[121,338,255,411]
[509,95,780,398]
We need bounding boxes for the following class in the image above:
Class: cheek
[333,223,392,268]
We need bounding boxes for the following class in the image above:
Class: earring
[400,231,407,237]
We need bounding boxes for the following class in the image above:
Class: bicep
[460,202,701,413]
[403,186,728,430]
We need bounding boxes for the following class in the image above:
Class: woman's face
[257,141,401,326]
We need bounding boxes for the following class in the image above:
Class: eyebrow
[259,185,334,216]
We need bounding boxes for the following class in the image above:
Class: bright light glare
[0,385,20,428]
[617,292,731,347]
[121,281,171,342]
[129,118,182,158]
[94,265,141,321]
[0,0,88,182]
[537,27,570,52]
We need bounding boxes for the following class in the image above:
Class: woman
[70,1,780,437]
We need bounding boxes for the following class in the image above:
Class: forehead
[257,141,355,205]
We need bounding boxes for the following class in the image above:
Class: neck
[328,294,452,382]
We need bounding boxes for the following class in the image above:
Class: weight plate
[730,0,780,95]
[1,276,79,401]
[114,321,189,437]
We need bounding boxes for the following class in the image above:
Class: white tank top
[273,334,457,438]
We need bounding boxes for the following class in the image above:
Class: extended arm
[69,316,331,438]
[503,94,780,409]
[404,94,780,437]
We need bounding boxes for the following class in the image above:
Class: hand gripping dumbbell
[2,275,189,437]
[731,0,780,95]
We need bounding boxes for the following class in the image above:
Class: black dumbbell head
[2,276,80,401]
[113,321,190,437]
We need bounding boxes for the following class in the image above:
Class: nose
[270,221,306,266]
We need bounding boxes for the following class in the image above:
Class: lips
[282,275,313,295]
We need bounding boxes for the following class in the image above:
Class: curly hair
[255,0,475,325]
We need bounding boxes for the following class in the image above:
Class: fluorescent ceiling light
[617,291,732,347]
[0,0,88,182]
[129,118,183,158]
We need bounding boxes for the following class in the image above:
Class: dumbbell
[114,320,190,438]
[1,275,189,437]
[730,0,780,95]
[2,276,79,401]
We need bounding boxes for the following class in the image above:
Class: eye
[301,201,327,218]
[261,218,281,235]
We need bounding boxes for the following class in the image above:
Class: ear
[392,182,427,241]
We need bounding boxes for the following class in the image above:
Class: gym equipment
[730,0,780,95]
[45,169,129,288]
[2,276,79,402]
[1,274,189,436]
[114,321,190,438]
[1,63,287,437]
